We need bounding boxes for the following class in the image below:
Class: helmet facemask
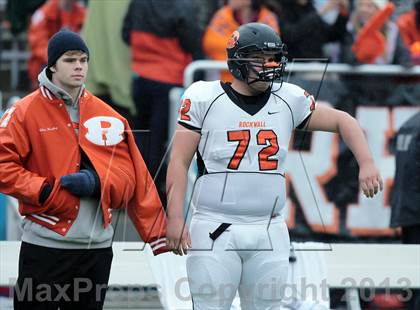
[229,42,288,87]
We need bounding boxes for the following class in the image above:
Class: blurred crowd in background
[0,0,419,199]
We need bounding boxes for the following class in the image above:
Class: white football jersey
[178,80,315,223]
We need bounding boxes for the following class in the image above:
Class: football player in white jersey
[166,23,383,309]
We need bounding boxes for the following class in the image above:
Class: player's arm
[303,104,383,198]
[166,124,201,255]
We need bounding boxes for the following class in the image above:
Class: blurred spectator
[122,0,202,202]
[340,0,411,65]
[397,0,420,64]
[5,0,46,36]
[334,1,417,218]
[269,0,349,61]
[81,0,135,124]
[28,0,86,88]
[203,0,280,81]
[337,1,414,112]
[390,111,420,310]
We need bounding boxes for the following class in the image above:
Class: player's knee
[240,262,288,309]
[187,256,237,309]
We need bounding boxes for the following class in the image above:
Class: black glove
[60,169,100,198]
[39,183,53,204]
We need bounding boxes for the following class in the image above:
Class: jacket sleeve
[176,0,203,60]
[0,106,48,206]
[202,10,230,61]
[259,8,281,34]
[124,120,168,255]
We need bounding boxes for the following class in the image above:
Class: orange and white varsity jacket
[0,88,167,254]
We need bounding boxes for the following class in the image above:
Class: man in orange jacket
[28,0,86,88]
[0,30,167,309]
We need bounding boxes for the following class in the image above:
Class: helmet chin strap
[246,76,262,86]
[245,76,273,94]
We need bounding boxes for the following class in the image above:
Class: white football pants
[186,218,290,310]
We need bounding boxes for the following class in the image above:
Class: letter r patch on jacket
[83,116,124,146]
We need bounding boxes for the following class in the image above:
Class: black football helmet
[227,23,288,84]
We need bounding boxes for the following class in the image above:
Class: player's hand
[166,218,191,256]
[359,161,383,198]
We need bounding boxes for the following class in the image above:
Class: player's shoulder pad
[183,80,224,104]
[271,82,307,101]
[271,82,316,115]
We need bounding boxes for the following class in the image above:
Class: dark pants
[14,242,113,310]
[132,76,178,205]
[401,224,420,310]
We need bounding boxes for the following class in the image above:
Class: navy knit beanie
[47,30,89,68]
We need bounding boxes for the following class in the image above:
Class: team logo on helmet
[227,31,240,49]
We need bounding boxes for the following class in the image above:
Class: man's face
[246,54,279,92]
[50,51,88,90]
